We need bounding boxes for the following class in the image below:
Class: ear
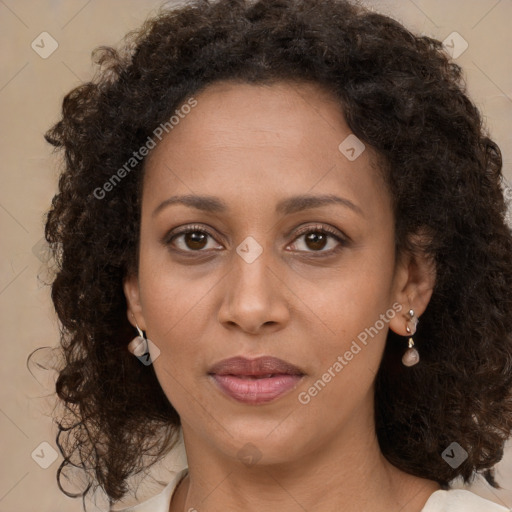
[389,232,436,336]
[123,272,147,332]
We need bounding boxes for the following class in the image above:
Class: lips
[208,356,305,404]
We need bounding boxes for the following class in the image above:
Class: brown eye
[165,225,223,253]
[289,224,347,255]
[183,231,208,250]
[303,232,329,251]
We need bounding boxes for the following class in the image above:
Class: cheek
[300,245,398,400]
[312,243,396,337]
[136,227,220,345]
[136,253,220,404]
[309,275,394,376]
[138,265,211,358]
[294,284,396,428]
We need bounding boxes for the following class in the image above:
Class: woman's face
[124,80,432,466]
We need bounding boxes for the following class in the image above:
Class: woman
[43,0,512,510]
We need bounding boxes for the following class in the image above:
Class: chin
[214,416,311,466]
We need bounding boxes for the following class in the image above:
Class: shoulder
[113,475,510,512]
[421,489,510,512]
[114,469,188,512]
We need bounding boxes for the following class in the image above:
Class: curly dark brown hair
[41,0,512,506]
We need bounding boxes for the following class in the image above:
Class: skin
[124,80,439,512]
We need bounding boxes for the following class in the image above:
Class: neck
[170,402,440,512]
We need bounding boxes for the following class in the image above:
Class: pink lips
[208,356,305,405]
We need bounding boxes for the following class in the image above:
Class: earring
[402,309,420,367]
[128,323,150,360]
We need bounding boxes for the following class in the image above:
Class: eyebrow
[152,193,363,217]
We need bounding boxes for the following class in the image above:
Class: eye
[163,223,348,256]
[288,224,347,254]
[165,224,222,252]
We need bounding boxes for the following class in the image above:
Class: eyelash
[163,223,348,257]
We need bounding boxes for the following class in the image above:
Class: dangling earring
[128,323,150,360]
[402,309,420,367]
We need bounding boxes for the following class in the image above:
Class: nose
[217,246,290,335]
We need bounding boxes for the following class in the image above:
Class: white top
[116,469,510,512]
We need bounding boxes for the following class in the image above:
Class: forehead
[145,79,352,164]
[142,79,389,219]
[161,79,348,150]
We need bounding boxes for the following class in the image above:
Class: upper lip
[208,356,305,377]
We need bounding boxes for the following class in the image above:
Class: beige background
[1,0,511,511]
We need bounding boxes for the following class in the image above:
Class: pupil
[306,232,327,250]
[186,231,207,250]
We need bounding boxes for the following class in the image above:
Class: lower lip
[210,374,303,404]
